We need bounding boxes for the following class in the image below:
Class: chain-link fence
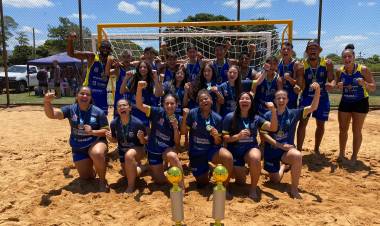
[0,0,379,106]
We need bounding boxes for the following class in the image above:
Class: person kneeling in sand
[261,83,320,199]
[44,86,110,192]
[106,99,148,193]
[222,92,278,200]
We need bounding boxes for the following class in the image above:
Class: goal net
[94,20,293,69]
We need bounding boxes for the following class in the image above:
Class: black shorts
[338,97,369,114]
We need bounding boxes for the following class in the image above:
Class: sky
[3,0,380,58]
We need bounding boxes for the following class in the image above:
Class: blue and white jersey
[301,57,329,100]
[263,107,305,145]
[218,81,237,117]
[164,68,175,83]
[339,64,369,103]
[278,59,298,108]
[222,112,266,154]
[83,54,109,114]
[186,61,201,83]
[254,73,281,115]
[110,115,146,151]
[126,80,159,127]
[186,107,222,157]
[61,104,109,149]
[212,59,229,85]
[146,106,181,154]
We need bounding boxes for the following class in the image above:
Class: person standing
[51,60,61,98]
[296,40,335,154]
[336,44,376,164]
[67,32,112,115]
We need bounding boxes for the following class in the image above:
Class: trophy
[212,164,228,226]
[166,166,184,226]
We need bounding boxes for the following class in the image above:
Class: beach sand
[0,106,379,225]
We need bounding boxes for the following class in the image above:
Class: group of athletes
[43,31,376,200]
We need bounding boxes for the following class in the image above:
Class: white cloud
[287,0,317,6]
[358,1,377,6]
[368,32,380,35]
[68,13,97,20]
[333,35,368,42]
[137,1,180,15]
[309,30,326,35]
[35,39,46,46]
[18,26,42,34]
[223,0,272,9]
[118,1,141,14]
[3,0,53,8]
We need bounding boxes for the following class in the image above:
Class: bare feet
[98,179,110,193]
[126,186,135,193]
[248,187,259,201]
[290,188,302,199]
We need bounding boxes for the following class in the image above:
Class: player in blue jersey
[158,52,179,82]
[44,86,110,191]
[336,44,376,164]
[253,56,283,116]
[261,83,320,199]
[136,80,184,187]
[184,44,203,84]
[237,44,257,80]
[277,41,303,109]
[105,49,136,118]
[106,99,147,193]
[67,32,111,115]
[218,65,263,117]
[193,62,224,113]
[296,40,335,154]
[180,90,233,188]
[120,61,162,127]
[222,92,277,200]
[160,65,189,117]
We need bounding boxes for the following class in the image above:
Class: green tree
[45,17,91,54]
[15,31,29,46]
[326,53,342,64]
[8,45,33,65]
[0,16,18,51]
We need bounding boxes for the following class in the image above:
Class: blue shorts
[118,146,145,163]
[263,144,285,173]
[231,145,259,167]
[146,146,172,165]
[189,148,219,177]
[92,90,108,115]
[300,96,330,121]
[71,139,107,162]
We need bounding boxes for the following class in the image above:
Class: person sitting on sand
[106,99,148,193]
[135,80,184,188]
[180,90,233,189]
[44,86,110,192]
[222,92,277,200]
[260,83,320,199]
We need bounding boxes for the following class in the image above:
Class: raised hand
[310,82,320,91]
[44,92,56,103]
[138,81,147,90]
[67,32,77,41]
[265,101,275,111]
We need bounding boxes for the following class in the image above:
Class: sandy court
[0,106,379,225]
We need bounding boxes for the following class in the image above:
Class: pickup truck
[0,65,39,92]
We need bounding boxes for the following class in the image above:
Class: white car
[0,65,38,92]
